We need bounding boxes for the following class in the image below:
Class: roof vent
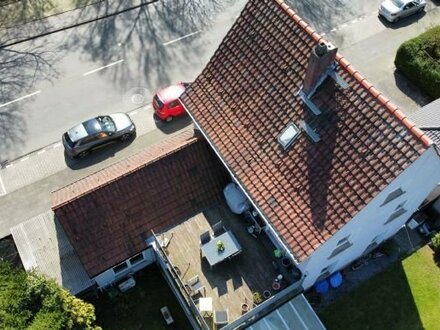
[278,122,300,150]
[303,42,338,95]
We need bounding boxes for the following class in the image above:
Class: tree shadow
[393,69,433,107]
[0,43,59,161]
[286,0,358,32]
[66,0,225,93]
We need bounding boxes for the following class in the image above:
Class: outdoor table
[199,297,213,317]
[201,230,242,267]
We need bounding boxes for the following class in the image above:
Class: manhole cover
[122,87,150,107]
[131,94,145,105]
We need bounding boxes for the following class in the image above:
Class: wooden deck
[161,203,279,323]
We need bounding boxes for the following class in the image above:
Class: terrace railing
[152,230,211,330]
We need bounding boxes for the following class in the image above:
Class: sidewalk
[0,101,192,238]
[0,0,157,48]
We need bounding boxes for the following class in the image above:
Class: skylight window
[278,122,300,150]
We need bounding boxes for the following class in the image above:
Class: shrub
[0,261,101,330]
[431,232,440,253]
[395,25,440,99]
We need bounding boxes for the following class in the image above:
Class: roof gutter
[181,101,299,264]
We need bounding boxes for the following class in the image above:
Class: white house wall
[94,248,156,288]
[300,146,440,289]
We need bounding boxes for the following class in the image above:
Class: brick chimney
[303,42,338,95]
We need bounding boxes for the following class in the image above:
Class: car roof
[157,83,186,103]
[67,118,102,142]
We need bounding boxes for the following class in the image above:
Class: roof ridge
[274,0,432,148]
[51,128,197,209]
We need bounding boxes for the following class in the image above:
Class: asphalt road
[2,0,438,162]
[0,0,246,162]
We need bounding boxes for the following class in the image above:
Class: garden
[395,25,440,99]
[86,265,192,330]
[318,241,440,330]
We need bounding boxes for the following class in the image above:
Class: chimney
[303,42,338,95]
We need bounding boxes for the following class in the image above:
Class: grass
[86,265,192,330]
[318,246,440,330]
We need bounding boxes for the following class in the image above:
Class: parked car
[379,0,426,23]
[62,113,136,158]
[152,82,190,122]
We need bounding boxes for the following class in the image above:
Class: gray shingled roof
[410,98,440,128]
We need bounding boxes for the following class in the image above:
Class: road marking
[0,174,6,196]
[0,91,41,109]
[162,31,201,46]
[37,150,46,155]
[83,59,125,76]
[53,142,61,148]
[20,157,29,162]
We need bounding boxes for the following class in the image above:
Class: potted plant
[216,240,225,252]
[253,291,263,304]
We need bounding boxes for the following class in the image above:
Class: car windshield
[99,116,116,132]
[153,94,164,109]
[391,0,405,7]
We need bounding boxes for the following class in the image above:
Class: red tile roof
[52,129,229,277]
[181,0,429,260]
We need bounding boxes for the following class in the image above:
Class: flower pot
[241,303,250,314]
[263,290,271,299]
[281,257,292,268]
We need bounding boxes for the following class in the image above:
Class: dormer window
[278,122,300,150]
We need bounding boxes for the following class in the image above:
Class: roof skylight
[278,123,300,150]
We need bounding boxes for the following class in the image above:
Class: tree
[0,261,101,330]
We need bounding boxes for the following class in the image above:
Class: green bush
[0,261,101,330]
[431,232,440,253]
[395,25,440,99]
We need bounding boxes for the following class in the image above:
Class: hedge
[394,25,440,99]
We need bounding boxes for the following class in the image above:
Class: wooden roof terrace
[160,202,280,323]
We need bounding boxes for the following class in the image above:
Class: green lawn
[318,246,440,330]
[87,265,192,330]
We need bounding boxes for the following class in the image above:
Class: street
[0,0,439,237]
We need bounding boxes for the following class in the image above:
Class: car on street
[152,82,190,122]
[379,0,426,23]
[62,113,136,158]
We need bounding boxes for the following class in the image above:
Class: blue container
[329,271,343,288]
[314,279,329,294]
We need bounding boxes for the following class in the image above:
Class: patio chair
[212,221,226,237]
[200,231,211,245]
[214,309,229,328]
[186,275,205,297]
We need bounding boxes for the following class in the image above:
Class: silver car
[62,113,136,158]
[379,0,426,23]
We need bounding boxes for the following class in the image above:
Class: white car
[379,0,426,23]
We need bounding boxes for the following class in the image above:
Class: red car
[152,82,189,122]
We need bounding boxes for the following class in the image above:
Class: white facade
[299,146,440,289]
[94,247,156,288]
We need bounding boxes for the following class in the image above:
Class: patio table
[201,230,242,267]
